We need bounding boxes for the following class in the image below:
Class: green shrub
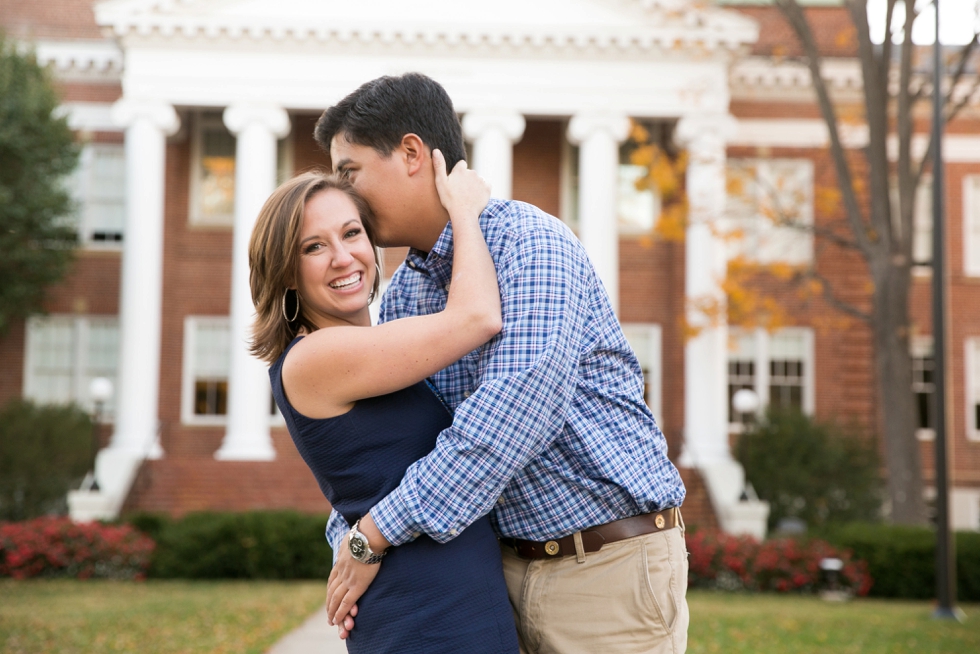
[735,409,883,530]
[126,511,332,580]
[0,399,94,521]
[820,522,980,601]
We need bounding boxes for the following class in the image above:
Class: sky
[867,0,980,44]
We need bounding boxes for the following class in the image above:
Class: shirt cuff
[371,484,422,547]
[324,510,349,565]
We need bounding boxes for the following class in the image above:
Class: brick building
[2,0,979,533]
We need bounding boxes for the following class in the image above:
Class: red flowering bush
[0,516,154,580]
[686,530,872,596]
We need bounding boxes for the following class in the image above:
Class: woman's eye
[303,243,322,254]
[345,228,362,239]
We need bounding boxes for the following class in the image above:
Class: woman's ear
[400,133,429,177]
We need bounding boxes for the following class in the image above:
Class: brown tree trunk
[871,259,926,524]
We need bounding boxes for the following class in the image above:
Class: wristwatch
[348,519,386,564]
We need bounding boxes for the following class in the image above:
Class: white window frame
[182,316,231,426]
[728,327,815,432]
[182,316,284,426]
[621,323,663,426]
[69,143,126,250]
[188,111,295,227]
[726,158,815,265]
[22,315,120,418]
[967,337,980,442]
[188,112,237,227]
[964,175,980,277]
[889,175,933,277]
[911,335,936,442]
[559,132,579,232]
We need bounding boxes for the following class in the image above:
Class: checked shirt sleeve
[324,510,349,564]
[371,226,593,545]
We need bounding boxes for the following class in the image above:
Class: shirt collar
[404,220,453,280]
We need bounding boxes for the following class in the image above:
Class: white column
[676,113,770,538]
[567,113,630,314]
[93,100,179,499]
[462,110,526,200]
[215,104,290,461]
[675,113,736,467]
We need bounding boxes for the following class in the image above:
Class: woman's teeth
[330,272,361,289]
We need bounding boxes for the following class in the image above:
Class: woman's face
[295,188,376,329]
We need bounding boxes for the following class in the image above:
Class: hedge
[686,530,872,595]
[819,522,980,601]
[0,516,154,579]
[127,511,333,580]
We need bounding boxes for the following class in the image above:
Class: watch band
[348,519,386,564]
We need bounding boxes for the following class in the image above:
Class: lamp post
[88,377,113,491]
[930,0,959,621]
[732,388,761,421]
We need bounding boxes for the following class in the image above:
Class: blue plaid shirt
[326,199,684,551]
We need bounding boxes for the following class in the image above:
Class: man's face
[330,135,414,248]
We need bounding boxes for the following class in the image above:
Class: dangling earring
[281,288,300,322]
[368,262,382,304]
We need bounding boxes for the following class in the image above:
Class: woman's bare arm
[283,150,500,417]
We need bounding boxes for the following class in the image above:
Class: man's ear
[400,133,429,177]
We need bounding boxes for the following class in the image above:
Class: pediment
[96,0,758,53]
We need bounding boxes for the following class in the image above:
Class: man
[317,72,688,653]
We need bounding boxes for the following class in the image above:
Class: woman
[248,151,518,653]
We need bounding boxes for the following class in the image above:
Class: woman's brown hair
[248,171,380,364]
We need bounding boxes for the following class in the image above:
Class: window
[560,119,671,235]
[190,113,237,226]
[621,324,663,426]
[23,316,119,417]
[728,328,815,431]
[968,338,980,441]
[182,316,281,425]
[911,336,935,441]
[889,177,932,273]
[182,317,230,424]
[728,331,757,426]
[189,112,294,226]
[68,144,126,246]
[726,159,814,265]
[965,175,980,277]
[769,332,806,412]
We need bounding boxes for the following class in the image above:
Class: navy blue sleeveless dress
[270,337,518,654]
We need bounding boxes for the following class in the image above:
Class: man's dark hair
[315,73,466,169]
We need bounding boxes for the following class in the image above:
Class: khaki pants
[500,521,689,654]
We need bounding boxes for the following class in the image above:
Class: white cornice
[731,57,862,91]
[94,0,759,55]
[28,40,123,82]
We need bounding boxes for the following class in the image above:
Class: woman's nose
[332,244,354,267]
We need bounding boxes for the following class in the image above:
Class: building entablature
[96,0,759,55]
[93,0,756,117]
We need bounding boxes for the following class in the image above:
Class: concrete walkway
[266,610,348,654]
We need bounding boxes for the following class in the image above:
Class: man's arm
[371,227,594,545]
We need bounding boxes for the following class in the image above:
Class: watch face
[350,535,367,558]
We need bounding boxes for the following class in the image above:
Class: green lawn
[689,591,980,654]
[0,580,324,654]
[2,581,979,653]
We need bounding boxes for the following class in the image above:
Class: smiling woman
[246,154,517,653]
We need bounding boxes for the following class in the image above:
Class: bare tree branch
[776,0,874,259]
[914,36,980,188]
[800,268,873,322]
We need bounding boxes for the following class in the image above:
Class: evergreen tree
[0,34,79,335]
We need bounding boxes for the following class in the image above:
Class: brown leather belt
[501,508,680,560]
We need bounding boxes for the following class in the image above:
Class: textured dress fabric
[270,337,519,654]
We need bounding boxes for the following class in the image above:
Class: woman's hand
[432,149,490,222]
